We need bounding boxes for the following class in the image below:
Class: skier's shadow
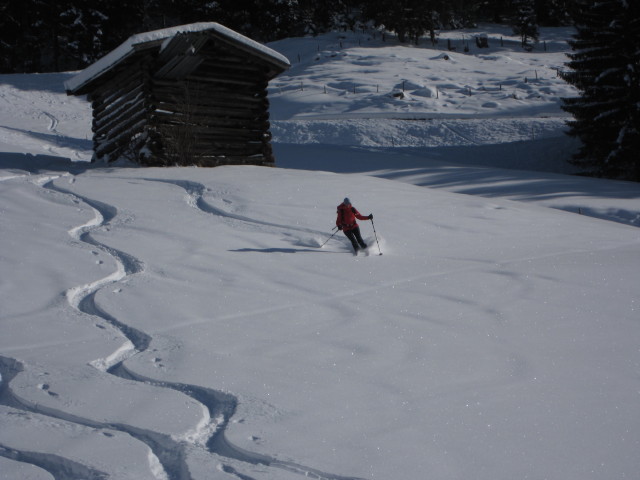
[229,247,333,254]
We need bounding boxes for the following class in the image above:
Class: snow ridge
[41,183,198,479]
[23,176,365,480]
[141,177,370,480]
[0,441,108,480]
[142,177,329,237]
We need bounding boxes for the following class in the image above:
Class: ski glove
[368,214,373,219]
[338,225,343,230]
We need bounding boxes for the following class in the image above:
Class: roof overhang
[65,22,290,95]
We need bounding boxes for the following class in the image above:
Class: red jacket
[336,203,368,231]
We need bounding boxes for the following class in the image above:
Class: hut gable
[65,23,290,167]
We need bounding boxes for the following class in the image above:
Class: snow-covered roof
[65,22,290,94]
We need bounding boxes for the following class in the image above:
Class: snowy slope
[266,25,640,228]
[268,24,574,121]
[1,25,640,480]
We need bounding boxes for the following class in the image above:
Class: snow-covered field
[1,25,639,480]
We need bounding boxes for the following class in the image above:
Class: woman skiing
[336,197,373,254]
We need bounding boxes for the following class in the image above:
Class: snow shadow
[0,72,74,94]
[0,152,89,175]
[230,247,333,254]
[1,126,92,152]
[0,444,108,480]
[274,142,640,201]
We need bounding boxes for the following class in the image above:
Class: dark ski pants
[344,226,367,252]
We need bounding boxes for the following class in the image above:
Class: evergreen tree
[534,0,573,26]
[561,0,640,181]
[513,0,539,50]
[440,0,481,29]
[0,0,32,72]
[0,0,109,73]
[480,0,515,23]
[57,1,111,70]
[364,0,443,44]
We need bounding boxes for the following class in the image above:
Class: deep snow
[1,25,640,480]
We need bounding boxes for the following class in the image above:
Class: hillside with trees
[561,0,640,181]
[1,0,574,74]
[2,0,637,181]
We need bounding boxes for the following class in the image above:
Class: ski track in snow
[140,177,355,254]
[42,111,59,132]
[0,356,110,480]
[441,122,481,145]
[0,176,367,480]
[141,178,331,238]
[0,441,108,480]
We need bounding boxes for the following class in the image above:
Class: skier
[336,197,373,254]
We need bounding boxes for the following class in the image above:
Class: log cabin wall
[88,54,155,163]
[145,32,276,167]
[67,24,289,167]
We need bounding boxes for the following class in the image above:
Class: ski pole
[371,217,382,255]
[319,227,339,248]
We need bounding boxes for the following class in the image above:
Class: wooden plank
[151,94,268,111]
[95,123,145,160]
[150,104,267,123]
[92,70,142,103]
[93,94,146,132]
[155,123,266,139]
[150,92,265,108]
[92,82,144,117]
[185,74,261,88]
[151,78,260,91]
[195,62,266,76]
[150,86,266,103]
[155,154,272,168]
[91,57,153,110]
[95,112,147,155]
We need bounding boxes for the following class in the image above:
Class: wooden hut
[65,23,290,167]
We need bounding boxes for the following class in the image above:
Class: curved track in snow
[0,442,108,480]
[141,177,331,237]
[1,175,367,480]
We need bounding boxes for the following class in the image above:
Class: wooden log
[152,95,268,112]
[155,94,268,112]
[150,104,267,124]
[95,123,145,161]
[93,94,146,133]
[92,84,144,118]
[92,69,143,105]
[165,144,265,156]
[150,86,267,105]
[152,78,264,92]
[154,125,267,148]
[202,35,284,73]
[159,123,265,138]
[95,127,139,158]
[192,61,266,76]
[157,154,272,168]
[150,93,266,110]
[95,113,146,156]
[150,90,268,109]
[185,74,261,88]
[91,57,153,111]
[185,139,266,151]
[195,61,266,76]
[151,76,267,93]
